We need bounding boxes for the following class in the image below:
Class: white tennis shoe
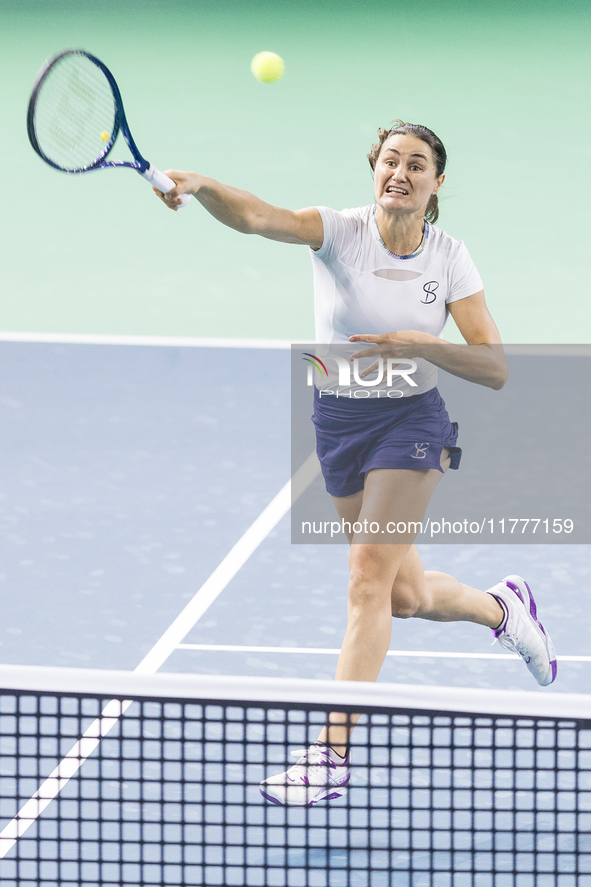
[487,575,557,686]
[259,742,350,806]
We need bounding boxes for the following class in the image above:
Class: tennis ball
[250,51,284,83]
[100,131,110,142]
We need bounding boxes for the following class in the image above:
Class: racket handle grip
[141,164,192,207]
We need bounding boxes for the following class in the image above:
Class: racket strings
[33,53,117,172]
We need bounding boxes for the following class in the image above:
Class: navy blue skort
[312,387,461,498]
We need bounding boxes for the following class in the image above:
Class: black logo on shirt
[421,281,439,303]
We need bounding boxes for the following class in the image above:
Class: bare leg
[317,460,503,756]
[317,465,446,755]
[328,485,503,628]
[392,545,503,627]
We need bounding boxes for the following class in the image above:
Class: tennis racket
[27,48,191,206]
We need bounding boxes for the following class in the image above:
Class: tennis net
[0,664,590,886]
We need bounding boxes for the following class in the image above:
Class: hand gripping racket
[27,49,191,206]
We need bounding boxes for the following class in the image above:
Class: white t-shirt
[309,205,483,396]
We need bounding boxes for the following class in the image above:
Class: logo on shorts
[411,442,430,459]
[421,281,439,303]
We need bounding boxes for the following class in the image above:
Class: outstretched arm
[153,170,323,249]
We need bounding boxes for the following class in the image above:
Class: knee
[390,579,429,619]
[348,549,395,611]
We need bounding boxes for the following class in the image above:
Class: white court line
[133,452,320,676]
[0,452,321,859]
[176,643,591,663]
[0,331,293,348]
[0,332,589,356]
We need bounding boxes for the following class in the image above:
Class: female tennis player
[155,122,557,807]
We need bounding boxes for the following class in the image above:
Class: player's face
[374,134,444,216]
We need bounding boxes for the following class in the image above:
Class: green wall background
[1,0,589,343]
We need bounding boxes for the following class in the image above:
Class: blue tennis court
[2,0,591,879]
[1,337,590,886]
[1,338,588,691]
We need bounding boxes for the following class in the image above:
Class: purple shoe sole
[259,790,284,805]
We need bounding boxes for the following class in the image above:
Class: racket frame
[27,48,151,175]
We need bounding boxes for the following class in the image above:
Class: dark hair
[367,120,447,223]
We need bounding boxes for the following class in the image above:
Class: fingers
[350,347,380,361]
[152,185,179,211]
[359,359,381,379]
[152,169,192,210]
[349,335,381,362]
